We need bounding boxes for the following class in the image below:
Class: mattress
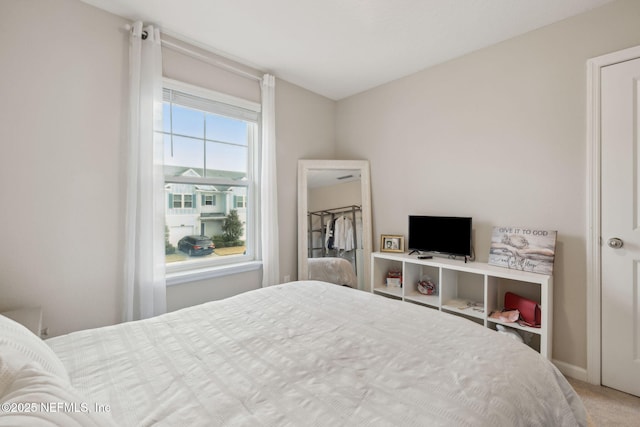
[45,281,586,426]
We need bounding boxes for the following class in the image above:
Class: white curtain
[123,21,166,321]
[260,74,280,287]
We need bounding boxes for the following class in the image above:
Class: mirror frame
[297,159,372,291]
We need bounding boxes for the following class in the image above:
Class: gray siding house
[165,167,247,246]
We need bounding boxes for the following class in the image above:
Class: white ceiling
[307,169,361,189]
[81,0,615,100]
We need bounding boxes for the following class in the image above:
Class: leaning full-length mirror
[298,160,372,291]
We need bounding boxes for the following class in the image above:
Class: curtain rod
[123,24,263,82]
[161,38,263,82]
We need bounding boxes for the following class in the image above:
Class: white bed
[307,257,358,287]
[1,281,586,426]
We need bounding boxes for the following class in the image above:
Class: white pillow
[0,349,116,427]
[0,314,69,383]
[496,324,524,343]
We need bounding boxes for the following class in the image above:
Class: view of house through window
[160,85,258,269]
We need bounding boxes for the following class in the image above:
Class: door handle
[607,237,624,249]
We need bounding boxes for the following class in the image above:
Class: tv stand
[412,251,468,263]
[371,251,552,358]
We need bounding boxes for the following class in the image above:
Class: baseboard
[553,359,588,382]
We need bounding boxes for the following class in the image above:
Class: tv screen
[408,215,472,257]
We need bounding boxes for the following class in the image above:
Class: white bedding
[307,257,358,287]
[46,281,586,426]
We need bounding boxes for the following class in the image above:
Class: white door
[601,57,640,397]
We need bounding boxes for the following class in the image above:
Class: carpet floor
[567,377,640,426]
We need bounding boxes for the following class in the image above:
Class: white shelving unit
[371,252,553,359]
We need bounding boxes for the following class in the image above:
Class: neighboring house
[165,167,247,246]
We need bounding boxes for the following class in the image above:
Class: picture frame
[381,235,404,253]
[488,226,557,275]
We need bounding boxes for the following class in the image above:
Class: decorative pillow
[0,349,116,427]
[0,314,69,383]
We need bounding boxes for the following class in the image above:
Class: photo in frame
[381,235,404,253]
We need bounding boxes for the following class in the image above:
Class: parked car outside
[177,235,215,256]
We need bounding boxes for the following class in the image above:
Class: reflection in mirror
[298,160,372,291]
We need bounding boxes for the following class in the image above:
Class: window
[183,194,193,208]
[171,193,195,209]
[159,80,260,272]
[235,195,246,208]
[203,194,215,206]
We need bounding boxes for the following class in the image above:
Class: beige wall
[162,34,261,103]
[275,79,337,282]
[336,0,640,368]
[0,0,128,336]
[0,0,336,334]
[308,180,361,213]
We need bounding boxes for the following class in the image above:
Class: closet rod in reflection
[309,205,361,216]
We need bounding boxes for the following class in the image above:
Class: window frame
[172,193,183,209]
[235,195,247,208]
[171,193,195,209]
[183,194,193,208]
[203,194,215,206]
[161,78,262,278]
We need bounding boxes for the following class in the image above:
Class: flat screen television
[408,215,472,257]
